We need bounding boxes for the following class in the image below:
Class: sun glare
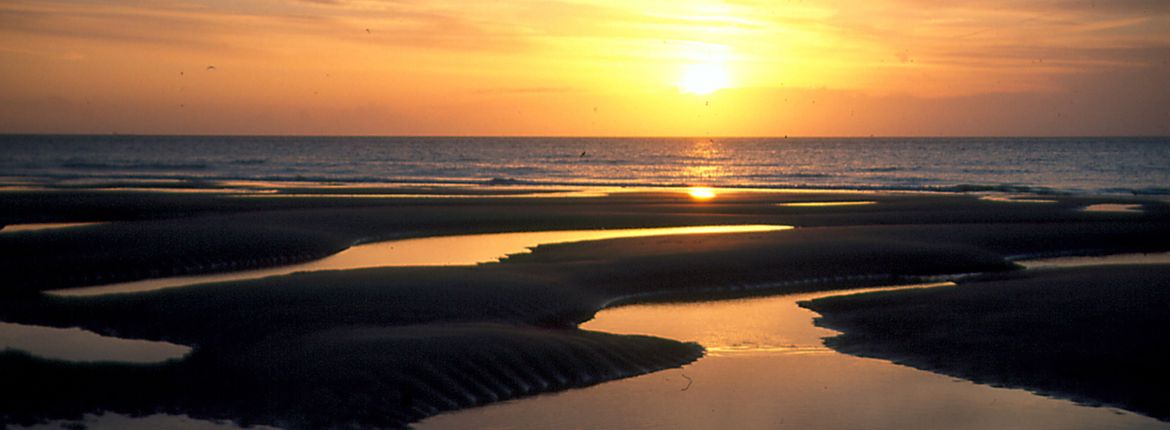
[688,187,717,200]
[678,63,730,95]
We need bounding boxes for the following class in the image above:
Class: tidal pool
[49,224,792,297]
[1082,203,1143,213]
[0,222,101,233]
[418,284,1169,430]
[1018,252,1170,269]
[0,322,190,363]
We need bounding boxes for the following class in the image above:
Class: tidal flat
[2,185,1170,428]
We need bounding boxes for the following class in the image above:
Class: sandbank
[2,186,1170,428]
[802,265,1170,421]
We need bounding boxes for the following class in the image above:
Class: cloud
[0,0,534,55]
[0,1,273,54]
[472,86,577,95]
[2,0,1167,135]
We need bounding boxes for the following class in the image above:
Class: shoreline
[6,179,1170,199]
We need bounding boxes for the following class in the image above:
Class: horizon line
[2,133,1169,140]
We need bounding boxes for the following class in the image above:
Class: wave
[942,184,1064,195]
[858,166,903,173]
[741,173,836,180]
[229,159,268,166]
[61,161,211,171]
[10,171,1118,197]
[1100,187,1170,196]
[483,177,535,186]
[786,172,835,179]
[8,166,1163,198]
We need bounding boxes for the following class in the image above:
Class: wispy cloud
[1,0,1167,135]
[472,86,577,95]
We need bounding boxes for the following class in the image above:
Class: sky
[1,0,1168,136]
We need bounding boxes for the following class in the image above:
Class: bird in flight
[206,65,216,71]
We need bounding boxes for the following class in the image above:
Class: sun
[678,63,730,95]
[688,187,717,200]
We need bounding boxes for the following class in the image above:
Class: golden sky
[1,0,1168,136]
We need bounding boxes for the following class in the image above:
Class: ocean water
[1,135,1168,195]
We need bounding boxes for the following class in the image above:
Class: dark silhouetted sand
[802,265,1170,421]
[2,186,1169,428]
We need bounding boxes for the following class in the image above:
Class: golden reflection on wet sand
[587,284,950,356]
[0,322,190,363]
[1018,252,1170,269]
[1082,203,1143,213]
[48,225,791,297]
[0,222,101,233]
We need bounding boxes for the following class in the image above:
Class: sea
[2,135,1168,195]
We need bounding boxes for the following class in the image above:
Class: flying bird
[206,65,216,71]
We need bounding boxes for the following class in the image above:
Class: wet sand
[2,186,1170,428]
[802,265,1170,421]
[421,285,1167,430]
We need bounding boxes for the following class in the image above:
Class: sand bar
[3,188,1170,428]
[802,265,1170,422]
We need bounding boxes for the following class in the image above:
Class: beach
[5,0,1170,423]
[3,183,1170,428]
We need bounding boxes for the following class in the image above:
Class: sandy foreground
[801,264,1170,422]
[2,185,1169,428]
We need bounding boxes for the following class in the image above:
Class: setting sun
[678,63,731,95]
[688,187,717,200]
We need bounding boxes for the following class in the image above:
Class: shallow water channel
[419,284,1169,430]
[48,224,791,297]
[10,227,1169,429]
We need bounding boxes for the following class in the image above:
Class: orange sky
[1,0,1168,136]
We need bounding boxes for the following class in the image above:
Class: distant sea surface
[2,135,1168,195]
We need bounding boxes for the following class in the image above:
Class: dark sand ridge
[801,265,1170,422]
[2,188,1166,294]
[0,227,1018,428]
[3,190,1170,428]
